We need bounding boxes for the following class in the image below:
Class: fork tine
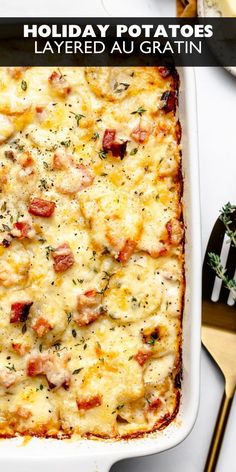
[202,217,225,300]
[218,243,236,304]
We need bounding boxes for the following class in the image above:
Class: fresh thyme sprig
[208,252,236,297]
[208,202,236,299]
[219,202,236,247]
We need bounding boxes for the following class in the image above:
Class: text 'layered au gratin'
[0,66,184,439]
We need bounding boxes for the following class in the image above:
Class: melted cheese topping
[0,66,184,439]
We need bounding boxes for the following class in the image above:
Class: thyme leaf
[91,132,99,141]
[219,202,236,247]
[72,368,83,375]
[70,112,85,127]
[131,106,146,116]
[98,150,108,160]
[21,80,27,91]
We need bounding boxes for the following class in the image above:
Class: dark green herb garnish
[91,132,99,141]
[114,82,130,94]
[98,150,108,160]
[72,368,83,375]
[45,246,55,260]
[70,112,85,126]
[60,139,71,148]
[22,324,27,334]
[130,148,138,156]
[21,80,27,91]
[131,106,146,116]
[39,179,49,191]
[53,342,61,351]
[67,312,72,323]
[116,404,124,410]
[6,364,16,371]
[2,224,10,232]
[1,201,7,212]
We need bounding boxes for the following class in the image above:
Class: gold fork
[202,216,236,472]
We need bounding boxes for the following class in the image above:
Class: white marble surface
[0,1,236,471]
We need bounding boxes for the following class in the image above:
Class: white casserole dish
[0,67,201,472]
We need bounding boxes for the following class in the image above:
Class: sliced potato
[144,354,175,386]
[103,262,163,322]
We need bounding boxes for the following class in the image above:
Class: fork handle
[204,390,234,472]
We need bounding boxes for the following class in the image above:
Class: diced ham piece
[27,352,71,390]
[48,71,71,98]
[15,151,34,180]
[35,106,44,114]
[103,129,115,149]
[77,395,102,411]
[75,290,102,327]
[52,150,71,170]
[53,150,94,194]
[166,218,183,246]
[8,67,30,79]
[160,91,176,113]
[151,219,183,259]
[35,106,45,123]
[15,407,32,419]
[134,350,152,367]
[75,311,100,327]
[32,317,53,337]
[47,373,70,391]
[76,164,94,189]
[10,301,33,323]
[117,239,136,263]
[158,247,168,257]
[52,242,75,273]
[148,246,168,259]
[148,398,162,411]
[55,163,94,195]
[131,127,149,144]
[18,151,34,168]
[36,106,53,124]
[0,368,19,388]
[12,221,32,239]
[28,198,55,217]
[158,66,172,78]
[27,357,44,377]
[12,342,29,356]
[102,129,127,159]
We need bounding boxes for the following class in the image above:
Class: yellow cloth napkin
[177,0,197,17]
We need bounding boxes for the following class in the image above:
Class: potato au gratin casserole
[0,66,184,439]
